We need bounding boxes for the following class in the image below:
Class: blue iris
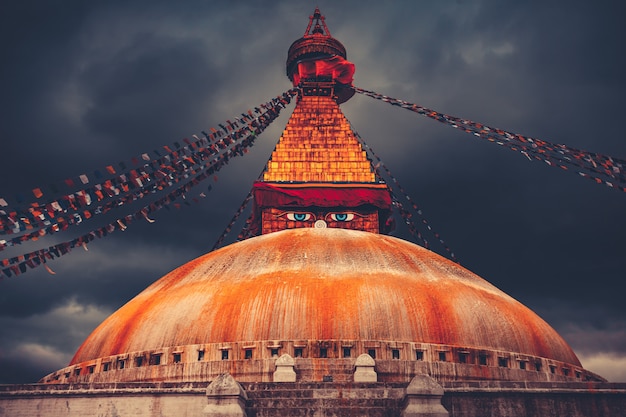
[334,213,348,221]
[294,213,308,221]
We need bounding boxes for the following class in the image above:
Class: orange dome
[70,228,580,368]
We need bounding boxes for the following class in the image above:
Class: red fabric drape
[252,182,391,210]
[292,56,355,87]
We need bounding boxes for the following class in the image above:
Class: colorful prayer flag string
[236,212,256,242]
[211,191,254,251]
[209,162,274,252]
[353,87,626,193]
[2,126,245,238]
[0,103,285,209]
[351,127,458,263]
[0,89,298,278]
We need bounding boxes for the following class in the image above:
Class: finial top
[286,8,347,80]
[304,7,332,37]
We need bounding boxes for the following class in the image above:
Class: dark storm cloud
[1,0,625,383]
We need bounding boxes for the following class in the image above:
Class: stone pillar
[204,373,248,417]
[273,353,297,382]
[401,374,449,417]
[354,353,377,382]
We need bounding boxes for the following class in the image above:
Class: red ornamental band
[251,182,391,210]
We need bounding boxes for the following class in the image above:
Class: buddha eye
[286,212,312,221]
[328,213,355,222]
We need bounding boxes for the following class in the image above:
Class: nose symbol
[314,220,327,228]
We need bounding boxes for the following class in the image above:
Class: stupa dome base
[41,228,602,384]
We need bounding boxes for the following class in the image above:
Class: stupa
[3,8,623,417]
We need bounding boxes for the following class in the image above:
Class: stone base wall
[441,381,626,417]
[0,382,207,417]
[0,380,625,417]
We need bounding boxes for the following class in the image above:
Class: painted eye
[329,213,354,222]
[286,212,312,221]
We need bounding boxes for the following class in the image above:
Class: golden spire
[263,95,375,183]
[250,9,392,237]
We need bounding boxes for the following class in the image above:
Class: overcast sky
[1,0,625,384]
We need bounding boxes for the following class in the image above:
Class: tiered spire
[263,95,375,183]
